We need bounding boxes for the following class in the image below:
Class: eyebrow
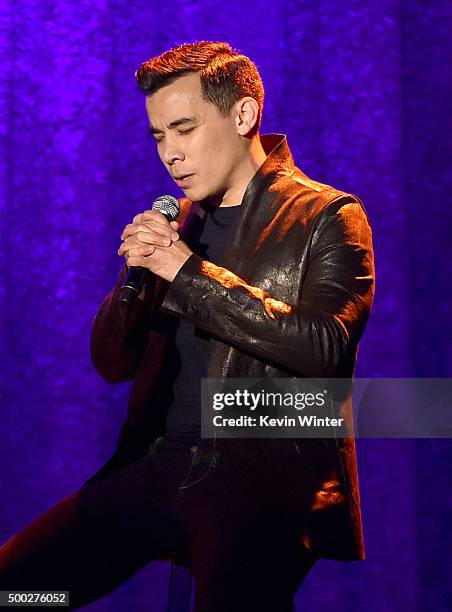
[149,116,197,134]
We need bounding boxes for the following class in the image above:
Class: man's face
[146,72,244,204]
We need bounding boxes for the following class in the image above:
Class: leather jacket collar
[252,133,295,177]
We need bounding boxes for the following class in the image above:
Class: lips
[174,173,195,187]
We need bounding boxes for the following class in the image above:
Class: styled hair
[135,41,264,136]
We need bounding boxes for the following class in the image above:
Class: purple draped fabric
[1,1,450,610]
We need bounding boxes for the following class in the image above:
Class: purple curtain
[1,1,450,610]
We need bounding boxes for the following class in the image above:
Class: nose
[161,135,185,165]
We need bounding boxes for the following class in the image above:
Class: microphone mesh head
[152,195,180,221]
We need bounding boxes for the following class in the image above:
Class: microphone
[117,194,180,304]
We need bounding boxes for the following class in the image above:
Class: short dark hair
[135,41,264,136]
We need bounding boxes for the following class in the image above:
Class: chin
[181,186,195,199]
[183,187,206,202]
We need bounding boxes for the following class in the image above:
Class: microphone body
[118,195,180,304]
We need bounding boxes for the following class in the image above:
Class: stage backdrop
[1,1,451,610]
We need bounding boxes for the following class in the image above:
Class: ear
[234,97,260,136]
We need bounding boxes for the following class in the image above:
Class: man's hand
[118,209,193,283]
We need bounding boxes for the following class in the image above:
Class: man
[0,41,374,611]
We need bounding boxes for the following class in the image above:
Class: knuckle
[142,222,158,233]
[132,225,146,239]
[141,210,154,219]
[137,230,150,244]
[130,222,141,231]
[142,219,157,231]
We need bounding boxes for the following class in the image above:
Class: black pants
[0,437,318,611]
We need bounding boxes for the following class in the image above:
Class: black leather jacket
[87,134,375,560]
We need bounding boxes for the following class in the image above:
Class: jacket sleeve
[90,263,163,384]
[160,198,375,378]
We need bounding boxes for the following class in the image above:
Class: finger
[121,222,171,241]
[127,245,156,258]
[118,239,139,257]
[118,239,161,258]
[134,230,172,246]
[118,240,130,256]
[169,221,180,241]
[126,255,143,268]
[118,228,170,256]
[127,252,155,267]
[141,209,173,224]
[121,223,138,240]
[118,243,138,257]
[141,220,176,240]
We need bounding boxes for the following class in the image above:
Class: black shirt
[165,204,242,444]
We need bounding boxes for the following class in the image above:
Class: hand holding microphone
[117,195,193,303]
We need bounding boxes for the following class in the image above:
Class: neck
[214,136,267,208]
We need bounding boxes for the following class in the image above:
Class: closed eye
[152,126,196,143]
